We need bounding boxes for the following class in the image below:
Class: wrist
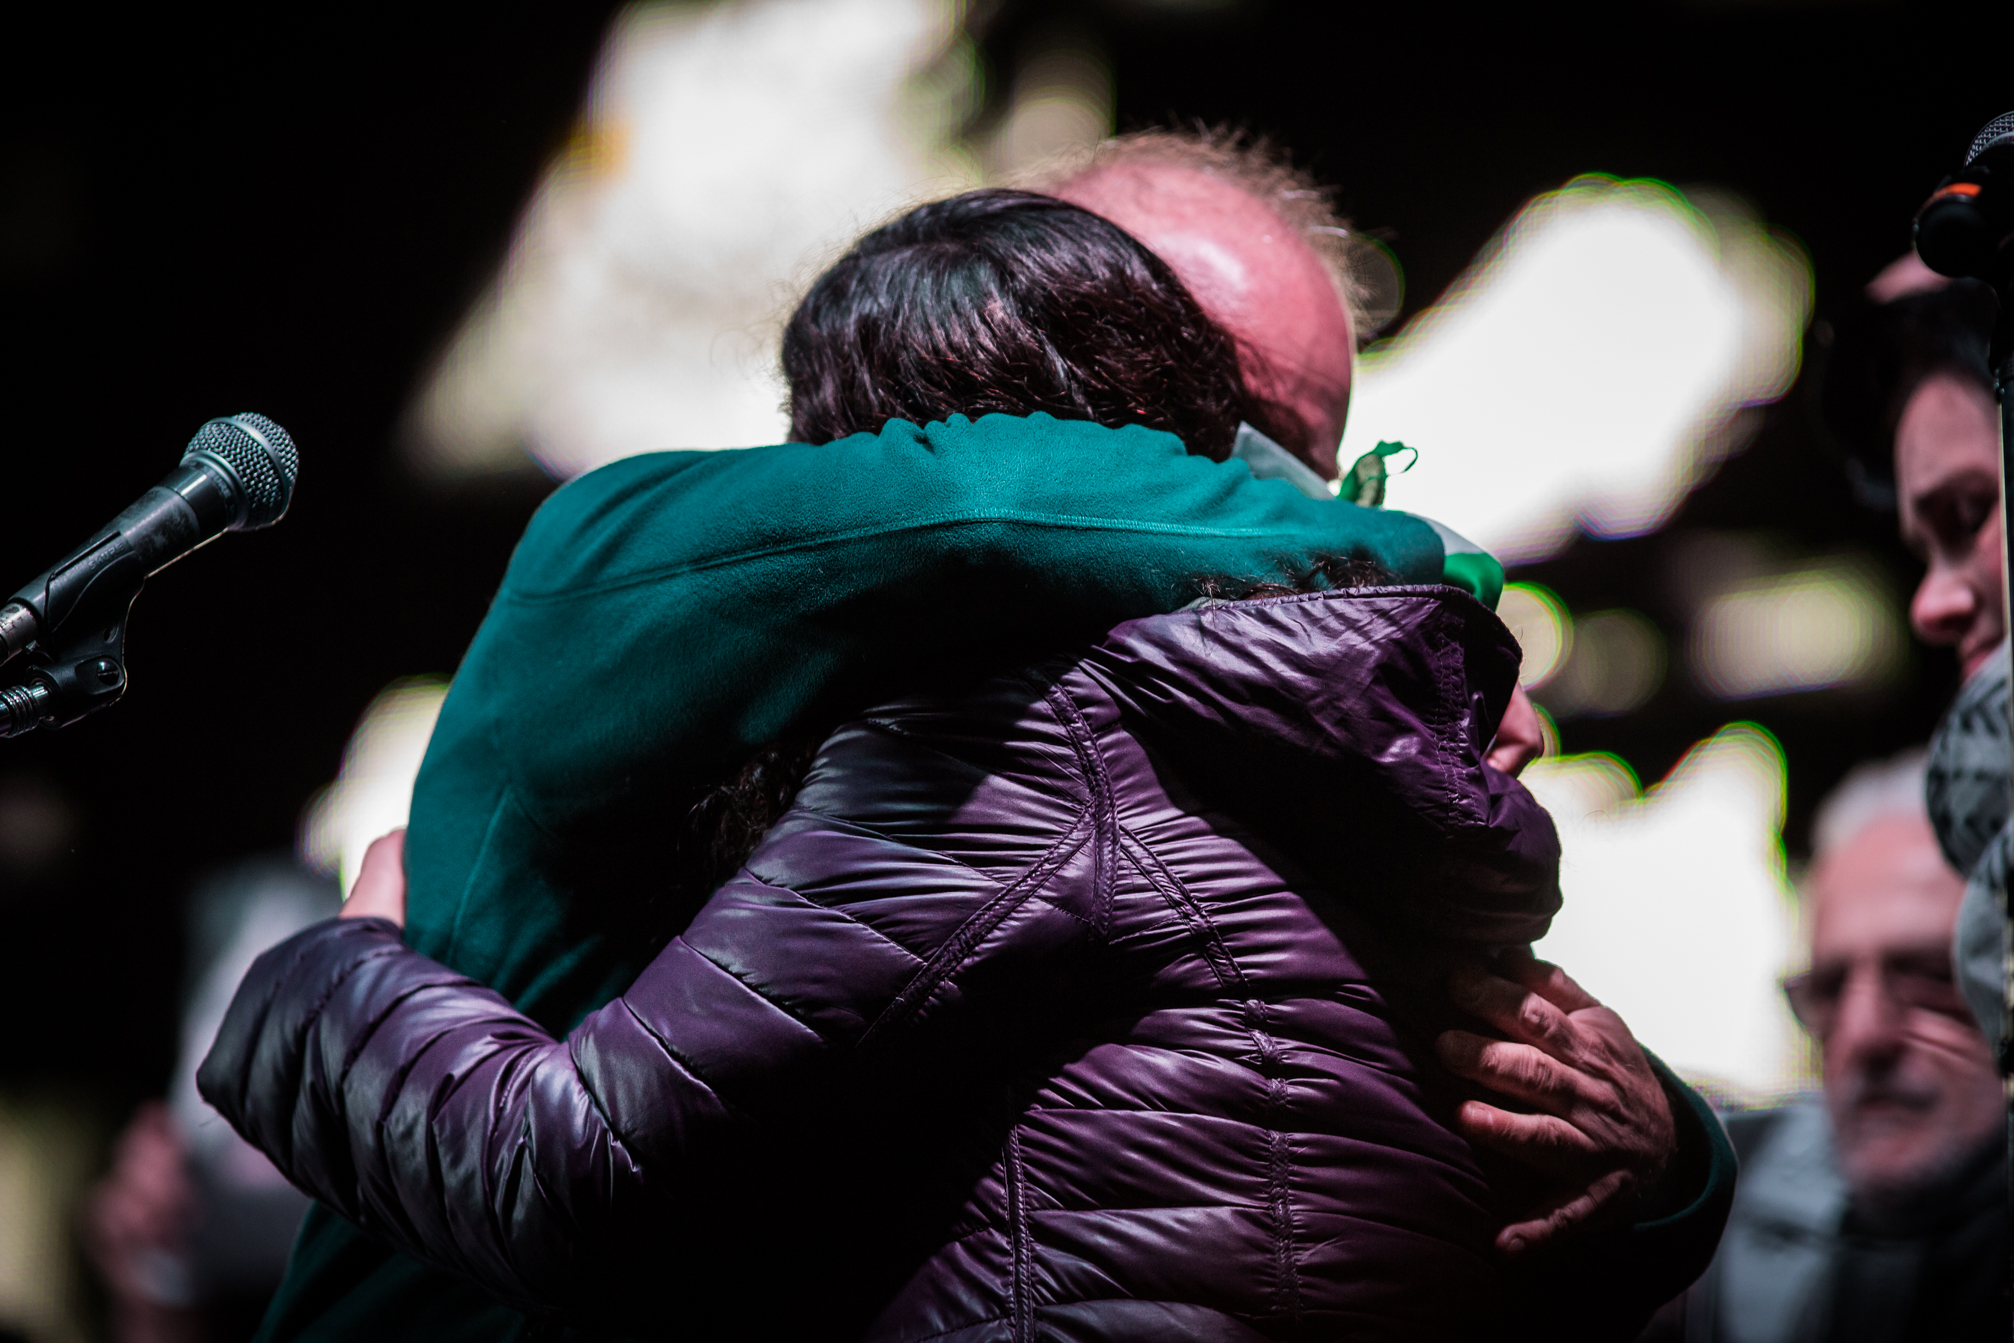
[1628,1070,1706,1226]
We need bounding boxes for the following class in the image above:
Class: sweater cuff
[1632,1054,1737,1240]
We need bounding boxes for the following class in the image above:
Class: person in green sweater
[256,149,1723,1342]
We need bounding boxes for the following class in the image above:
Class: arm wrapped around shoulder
[196,917,735,1323]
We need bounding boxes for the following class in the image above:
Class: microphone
[1914,111,2014,281]
[0,413,298,735]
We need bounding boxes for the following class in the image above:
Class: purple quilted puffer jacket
[204,587,1568,1341]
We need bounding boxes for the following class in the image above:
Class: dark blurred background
[0,1,2007,1331]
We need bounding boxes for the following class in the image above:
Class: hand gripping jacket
[203,587,1727,1342]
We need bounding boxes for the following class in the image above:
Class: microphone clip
[0,413,296,739]
[0,533,145,737]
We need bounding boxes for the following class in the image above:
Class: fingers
[1450,1100,1597,1177]
[1446,953,1681,1258]
[1495,1168,1632,1257]
[1435,1030,1590,1116]
[1450,963,1578,1059]
[1479,954,1662,1104]
[1493,946,1601,1014]
[341,829,408,926]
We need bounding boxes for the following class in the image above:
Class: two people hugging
[203,137,1734,1343]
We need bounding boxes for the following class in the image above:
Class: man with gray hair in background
[1640,751,2004,1342]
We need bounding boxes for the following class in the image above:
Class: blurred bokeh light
[1529,723,1803,1096]
[1,4,1998,1334]
[1690,554,1904,700]
[1348,175,1812,563]
[298,678,448,895]
[410,0,997,479]
[0,1095,93,1342]
[1541,609,1668,720]
[983,22,1113,178]
[333,0,1866,1118]
[1496,582,1569,688]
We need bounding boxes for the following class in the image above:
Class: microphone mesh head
[183,413,298,529]
[1966,111,2014,164]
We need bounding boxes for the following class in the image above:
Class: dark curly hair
[782,188,1253,459]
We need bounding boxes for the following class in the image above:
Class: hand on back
[1434,949,1677,1256]
[341,829,407,927]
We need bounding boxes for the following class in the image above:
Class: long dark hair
[782,188,1253,459]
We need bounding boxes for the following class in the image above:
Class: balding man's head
[1043,132,1362,476]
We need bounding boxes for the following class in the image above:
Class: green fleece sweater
[401,412,1461,1029]
[257,412,1485,1343]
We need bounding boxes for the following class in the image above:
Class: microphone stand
[0,411,300,738]
[0,480,190,734]
[0,554,141,737]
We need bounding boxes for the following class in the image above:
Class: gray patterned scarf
[1925,641,2010,1053]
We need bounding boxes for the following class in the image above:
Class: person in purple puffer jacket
[200,190,1728,1341]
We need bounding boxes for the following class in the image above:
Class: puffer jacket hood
[203,586,1567,1341]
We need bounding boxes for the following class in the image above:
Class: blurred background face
[1894,372,2004,679]
[1805,814,2001,1202]
[1054,163,1355,476]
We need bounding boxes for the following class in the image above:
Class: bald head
[1054,162,1356,477]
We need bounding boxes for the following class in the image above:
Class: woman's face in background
[1895,372,2003,680]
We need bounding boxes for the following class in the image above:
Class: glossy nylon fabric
[208,587,1583,1340]
[241,414,1457,1343]
[403,414,1448,1038]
